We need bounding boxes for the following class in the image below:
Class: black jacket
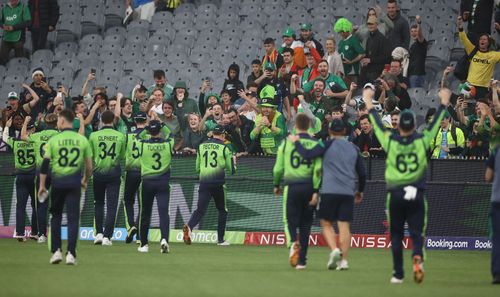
[387,12,410,50]
[460,0,494,35]
[222,63,245,103]
[28,0,59,28]
[365,30,391,75]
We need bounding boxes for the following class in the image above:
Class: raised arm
[21,84,40,114]
[345,82,358,107]
[365,88,391,150]
[81,72,95,97]
[423,88,450,145]
[20,115,32,141]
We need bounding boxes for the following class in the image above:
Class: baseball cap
[8,91,19,100]
[300,23,312,31]
[367,16,378,24]
[329,119,346,132]
[364,83,376,90]
[212,124,225,135]
[147,120,163,135]
[282,27,295,37]
[133,111,148,122]
[399,110,416,131]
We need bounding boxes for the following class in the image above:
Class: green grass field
[0,239,496,297]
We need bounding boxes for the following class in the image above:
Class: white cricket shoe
[37,235,47,243]
[295,265,306,270]
[336,259,349,270]
[138,244,149,253]
[66,252,76,265]
[102,237,112,246]
[217,241,230,246]
[50,249,63,264]
[94,233,103,245]
[160,239,170,253]
[327,248,341,270]
[390,277,404,284]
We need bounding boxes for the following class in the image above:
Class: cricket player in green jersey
[137,120,174,253]
[183,125,236,246]
[365,87,450,284]
[2,116,36,241]
[38,109,93,265]
[88,110,126,246]
[273,113,322,269]
[20,113,59,243]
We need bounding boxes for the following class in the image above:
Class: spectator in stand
[155,101,182,150]
[0,0,31,65]
[385,0,410,50]
[481,81,500,150]
[116,97,136,133]
[81,71,107,107]
[279,27,306,69]
[298,23,324,57]
[408,15,428,88]
[227,107,254,153]
[390,110,400,131]
[359,16,391,86]
[279,47,300,87]
[198,84,220,117]
[147,87,165,115]
[237,89,259,122]
[457,16,500,100]
[323,36,344,78]
[201,103,223,132]
[250,96,286,155]
[380,74,412,110]
[220,90,233,113]
[247,59,263,85]
[335,18,366,87]
[221,109,247,154]
[146,70,173,99]
[460,0,495,42]
[262,38,284,70]
[181,113,206,155]
[297,43,322,90]
[463,117,490,158]
[222,63,244,103]
[303,60,348,105]
[168,81,199,131]
[293,78,332,122]
[417,107,436,133]
[390,51,409,89]
[354,114,384,157]
[124,0,174,24]
[430,112,465,159]
[72,100,93,137]
[353,6,393,47]
[7,89,37,118]
[258,62,291,121]
[26,68,56,117]
[131,84,148,114]
[28,0,59,51]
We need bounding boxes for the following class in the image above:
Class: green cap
[300,23,312,31]
[282,27,295,37]
[174,81,187,89]
[263,61,276,71]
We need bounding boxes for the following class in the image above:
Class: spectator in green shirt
[334,18,366,86]
[0,0,31,65]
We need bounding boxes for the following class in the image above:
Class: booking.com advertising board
[0,157,493,251]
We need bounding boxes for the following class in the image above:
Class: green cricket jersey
[0,2,31,42]
[338,34,365,75]
[89,127,126,179]
[369,107,445,189]
[6,136,35,174]
[196,139,235,184]
[273,134,322,190]
[125,128,149,172]
[44,129,92,188]
[303,73,347,94]
[27,129,59,171]
[139,137,174,180]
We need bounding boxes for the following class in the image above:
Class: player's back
[125,129,147,172]
[196,139,233,184]
[44,130,91,188]
[28,129,59,171]
[275,134,322,185]
[139,137,174,180]
[89,127,126,178]
[8,137,35,174]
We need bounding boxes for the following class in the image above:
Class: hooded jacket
[168,81,200,131]
[222,63,245,103]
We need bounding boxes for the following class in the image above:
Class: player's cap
[8,91,19,100]
[212,125,225,135]
[329,118,346,133]
[133,111,147,122]
[147,120,162,135]
[399,110,416,131]
[363,83,376,91]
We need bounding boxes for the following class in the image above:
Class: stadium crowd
[0,0,499,159]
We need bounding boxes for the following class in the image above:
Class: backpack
[453,47,479,81]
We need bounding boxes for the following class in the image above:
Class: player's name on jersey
[201,143,221,150]
[15,142,31,148]
[146,143,169,151]
[57,139,82,146]
[97,135,120,142]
